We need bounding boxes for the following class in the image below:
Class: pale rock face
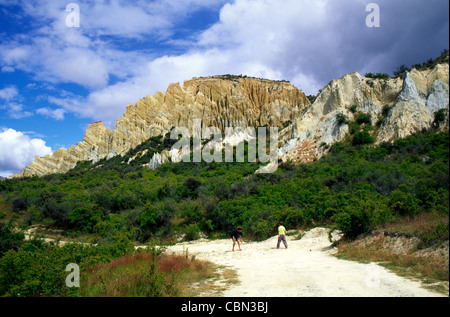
[426,79,449,113]
[279,63,449,164]
[409,63,450,95]
[148,152,168,170]
[10,63,449,178]
[377,69,449,143]
[279,72,403,163]
[398,71,425,104]
[149,125,265,170]
[12,77,309,178]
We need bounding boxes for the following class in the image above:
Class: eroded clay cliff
[12,76,309,178]
[11,62,449,178]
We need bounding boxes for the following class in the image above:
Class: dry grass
[79,251,218,297]
[179,265,239,297]
[335,212,449,295]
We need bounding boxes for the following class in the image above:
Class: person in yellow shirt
[277,221,288,249]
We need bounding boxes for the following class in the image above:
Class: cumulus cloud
[36,107,66,120]
[195,0,449,93]
[69,0,448,126]
[0,86,19,100]
[1,0,448,127]
[0,86,33,119]
[0,128,53,177]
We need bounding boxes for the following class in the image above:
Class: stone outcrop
[279,62,449,164]
[15,121,115,178]
[11,76,309,178]
[376,71,447,142]
[11,62,449,178]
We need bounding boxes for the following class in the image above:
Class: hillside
[10,55,449,178]
[0,127,448,297]
[0,54,448,298]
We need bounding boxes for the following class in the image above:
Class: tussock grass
[80,251,215,297]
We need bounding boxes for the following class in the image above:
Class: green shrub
[0,231,137,297]
[0,222,24,257]
[433,109,446,128]
[388,186,420,217]
[355,113,371,125]
[336,113,348,125]
[353,131,374,145]
[182,178,202,199]
[184,223,201,241]
[332,208,370,238]
[365,73,389,79]
[68,205,103,233]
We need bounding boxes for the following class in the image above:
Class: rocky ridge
[11,63,450,178]
[278,63,449,164]
[12,76,309,178]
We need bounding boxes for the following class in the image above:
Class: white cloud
[36,107,66,120]
[3,102,33,119]
[1,66,15,73]
[0,128,53,177]
[1,0,448,128]
[0,86,19,100]
[0,86,33,119]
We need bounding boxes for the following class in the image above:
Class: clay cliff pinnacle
[11,61,450,179]
[12,76,310,178]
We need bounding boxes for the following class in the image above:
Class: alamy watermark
[65,3,80,28]
[65,263,80,288]
[366,3,380,28]
[65,2,380,29]
[168,119,279,173]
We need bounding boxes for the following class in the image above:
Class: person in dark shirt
[231,227,243,251]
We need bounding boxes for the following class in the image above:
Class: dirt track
[165,227,444,297]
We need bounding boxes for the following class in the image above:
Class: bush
[0,222,24,257]
[137,202,174,241]
[184,223,201,241]
[365,73,389,79]
[352,131,374,145]
[68,205,103,233]
[12,197,28,212]
[388,186,420,217]
[333,208,370,238]
[355,113,372,125]
[433,109,446,128]
[182,178,202,199]
[336,113,348,125]
[0,232,137,297]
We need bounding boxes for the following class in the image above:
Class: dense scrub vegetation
[1,127,448,243]
[0,105,448,297]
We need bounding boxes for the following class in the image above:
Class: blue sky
[0,0,449,177]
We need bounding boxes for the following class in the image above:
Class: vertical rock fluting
[10,62,449,178]
[11,76,310,178]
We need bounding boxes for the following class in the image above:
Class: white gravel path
[165,227,444,297]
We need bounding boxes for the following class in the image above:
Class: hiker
[277,221,288,249]
[231,227,243,251]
